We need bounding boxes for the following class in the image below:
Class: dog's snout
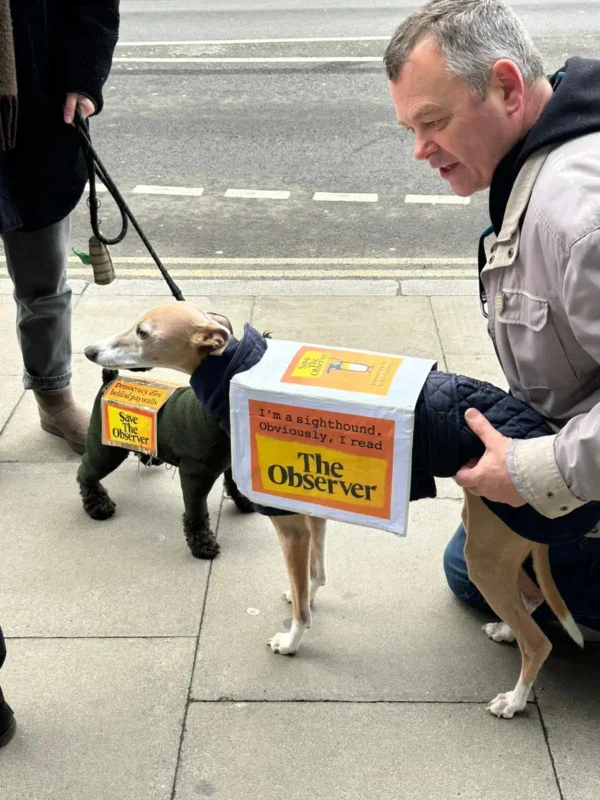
[84,345,99,362]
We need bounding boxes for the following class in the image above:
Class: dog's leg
[282,516,327,606]
[483,568,545,643]
[77,396,129,520]
[269,514,311,655]
[223,467,255,514]
[180,459,221,559]
[308,516,327,603]
[462,491,552,719]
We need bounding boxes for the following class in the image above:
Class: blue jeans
[444,524,600,631]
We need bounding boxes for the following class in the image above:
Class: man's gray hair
[384,0,545,98]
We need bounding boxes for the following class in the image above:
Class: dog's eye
[136,326,148,340]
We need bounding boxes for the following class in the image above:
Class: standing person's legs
[0,625,17,747]
[2,216,89,453]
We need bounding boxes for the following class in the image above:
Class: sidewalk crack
[535,694,565,800]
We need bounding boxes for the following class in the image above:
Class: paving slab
[71,293,254,353]
[535,641,600,800]
[0,461,224,637]
[175,702,559,800]
[192,498,527,702]
[0,375,23,433]
[251,296,445,364]
[431,296,495,356]
[435,476,464,500]
[0,638,195,800]
[0,294,21,376]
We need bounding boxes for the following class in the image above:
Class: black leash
[74,113,185,302]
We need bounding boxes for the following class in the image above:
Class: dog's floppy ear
[192,323,229,355]
[207,311,234,335]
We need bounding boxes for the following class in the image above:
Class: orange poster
[101,377,179,456]
[249,399,395,519]
[103,379,176,409]
[102,402,157,453]
[280,346,403,396]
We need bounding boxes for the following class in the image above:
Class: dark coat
[193,335,600,540]
[189,324,294,517]
[412,372,600,547]
[190,324,268,437]
[3,1,120,231]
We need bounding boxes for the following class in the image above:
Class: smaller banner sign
[101,377,180,456]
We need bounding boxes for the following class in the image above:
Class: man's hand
[455,408,526,507]
[64,93,96,125]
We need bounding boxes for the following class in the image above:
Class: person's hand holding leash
[64,93,96,125]
[455,408,526,507]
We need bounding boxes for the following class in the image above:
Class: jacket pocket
[496,289,577,390]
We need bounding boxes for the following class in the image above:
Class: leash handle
[74,113,185,302]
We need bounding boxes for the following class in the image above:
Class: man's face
[389,38,519,196]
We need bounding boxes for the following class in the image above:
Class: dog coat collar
[189,323,267,435]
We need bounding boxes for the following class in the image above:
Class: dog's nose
[84,345,99,362]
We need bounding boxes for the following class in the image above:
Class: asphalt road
[6,1,600,277]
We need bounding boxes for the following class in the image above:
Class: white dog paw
[483,621,516,643]
[268,631,297,656]
[487,691,526,719]
[282,589,292,604]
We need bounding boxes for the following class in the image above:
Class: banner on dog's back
[230,341,435,535]
[101,377,180,456]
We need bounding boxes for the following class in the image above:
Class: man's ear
[207,311,234,335]
[192,324,229,355]
[489,59,524,113]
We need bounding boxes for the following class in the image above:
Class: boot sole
[40,420,86,455]
[0,716,16,748]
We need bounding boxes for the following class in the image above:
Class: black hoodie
[489,57,600,234]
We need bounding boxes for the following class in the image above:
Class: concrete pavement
[1,276,598,799]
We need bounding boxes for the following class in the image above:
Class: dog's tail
[532,543,584,648]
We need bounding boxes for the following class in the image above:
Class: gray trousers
[2,216,72,390]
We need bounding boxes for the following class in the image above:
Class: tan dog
[86,301,583,719]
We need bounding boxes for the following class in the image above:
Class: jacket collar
[189,323,267,435]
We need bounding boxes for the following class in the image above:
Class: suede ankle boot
[34,386,90,455]
[0,686,16,748]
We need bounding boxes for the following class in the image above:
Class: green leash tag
[72,247,92,266]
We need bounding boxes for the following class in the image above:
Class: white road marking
[313,192,378,203]
[117,37,390,46]
[225,189,290,200]
[81,184,479,204]
[114,57,380,64]
[85,182,108,193]
[132,185,204,196]
[405,194,470,205]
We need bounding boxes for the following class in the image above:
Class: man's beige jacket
[481,131,600,519]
